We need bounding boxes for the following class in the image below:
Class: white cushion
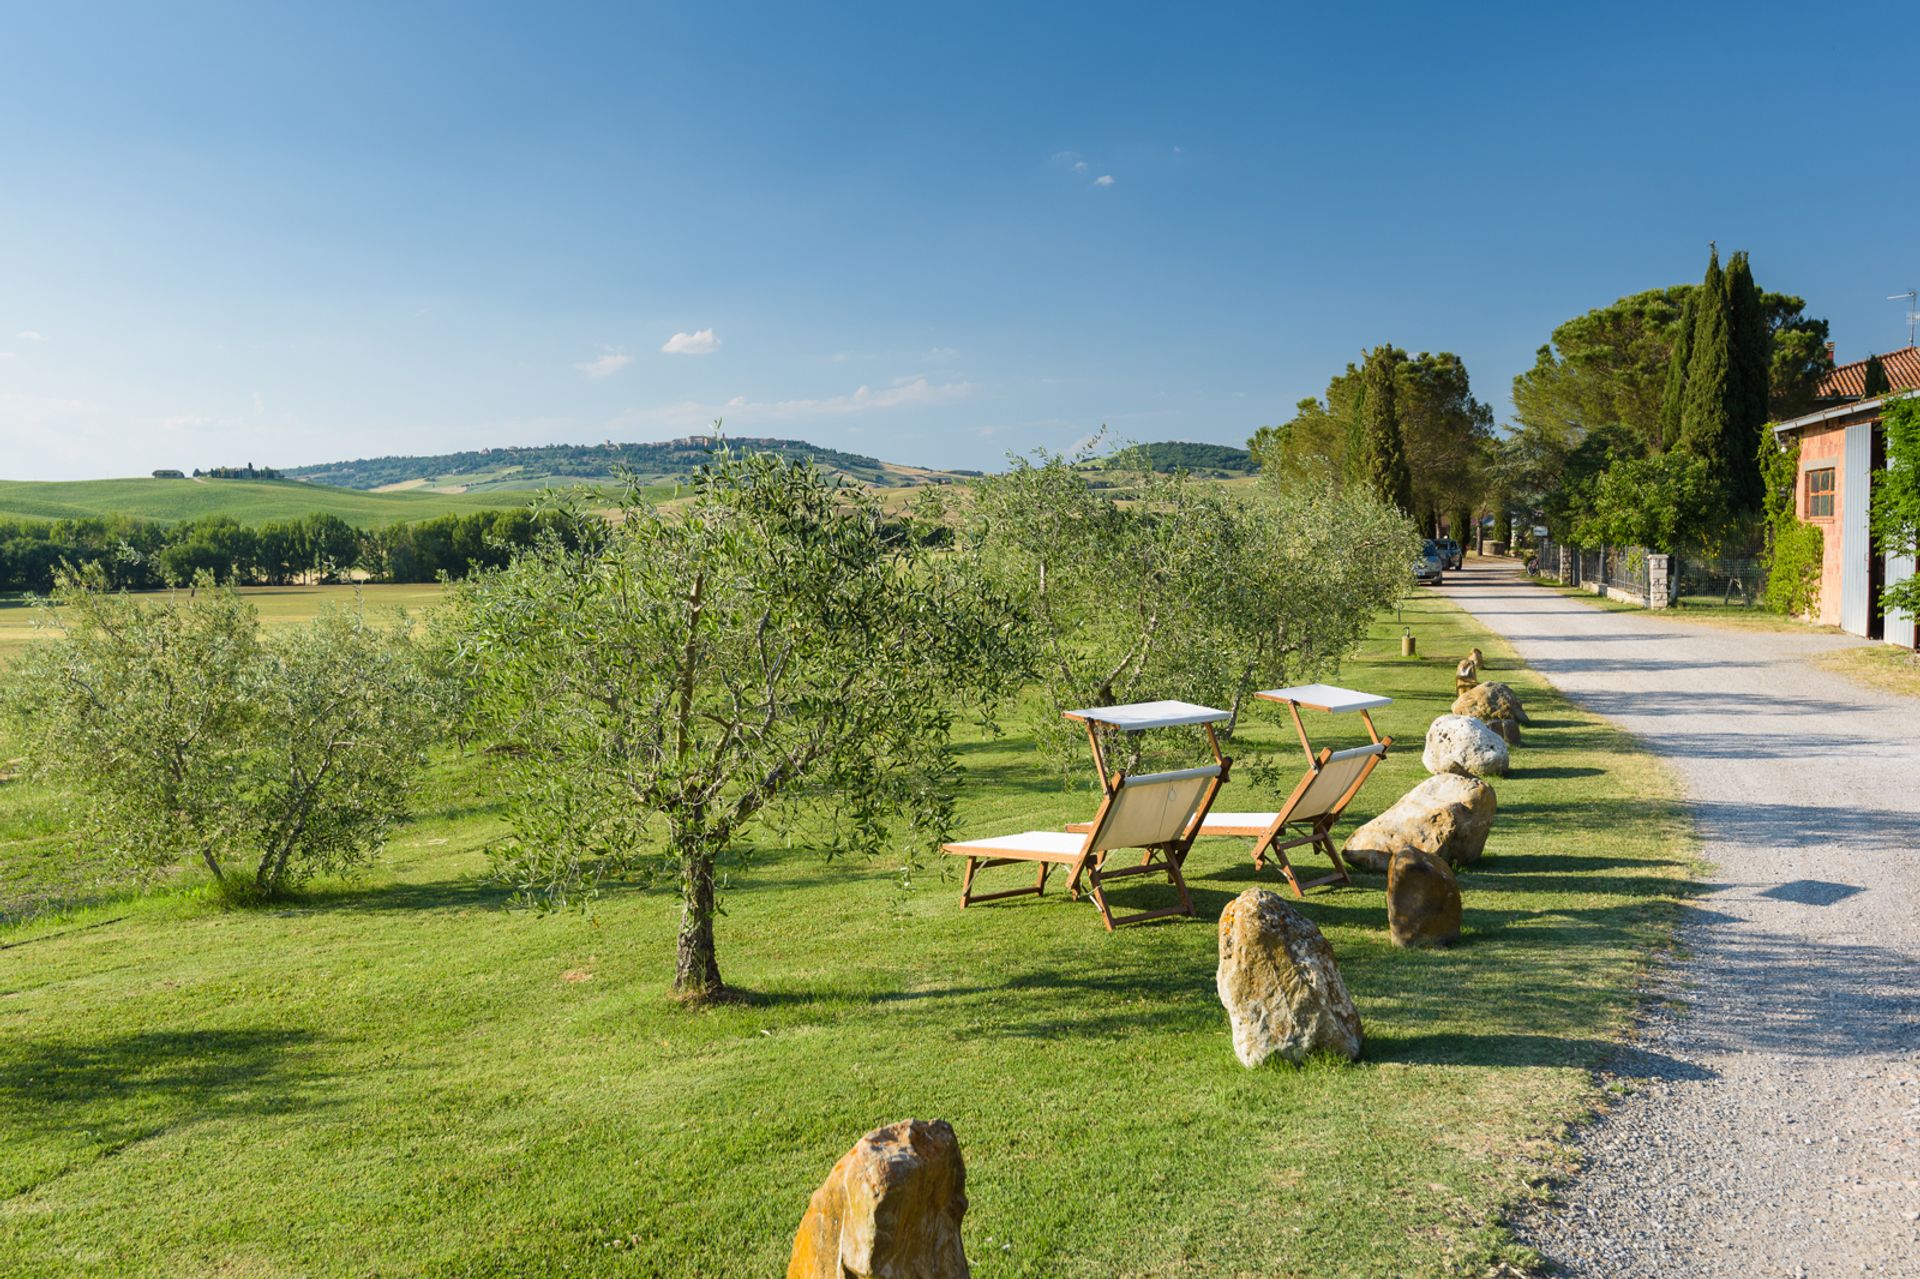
[944,830,1087,857]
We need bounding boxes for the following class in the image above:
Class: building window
[1806,467,1835,518]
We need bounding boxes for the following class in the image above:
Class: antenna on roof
[1889,289,1918,346]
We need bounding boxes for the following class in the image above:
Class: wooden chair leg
[1164,851,1194,917]
[1085,868,1117,931]
[1318,831,1351,886]
[1248,828,1278,871]
[1273,850,1306,898]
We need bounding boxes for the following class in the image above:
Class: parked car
[1436,537,1464,570]
[1414,540,1445,585]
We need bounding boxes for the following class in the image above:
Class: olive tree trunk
[673,849,723,1000]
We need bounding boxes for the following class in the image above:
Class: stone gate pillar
[1647,553,1671,608]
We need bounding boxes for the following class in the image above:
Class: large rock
[1452,680,1529,725]
[788,1119,970,1279]
[1216,888,1363,1067]
[1387,848,1462,948]
[1422,714,1509,778]
[1342,773,1497,872]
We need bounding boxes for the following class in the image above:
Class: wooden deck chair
[942,763,1226,930]
[1196,740,1390,896]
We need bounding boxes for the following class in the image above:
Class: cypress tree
[1358,346,1414,514]
[1863,353,1890,397]
[1659,275,1701,452]
[1678,251,1732,485]
[1723,251,1770,515]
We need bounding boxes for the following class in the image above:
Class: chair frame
[1204,740,1391,895]
[948,760,1229,930]
[1195,685,1394,896]
[946,701,1234,931]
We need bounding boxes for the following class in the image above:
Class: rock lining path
[1443,559,1920,1278]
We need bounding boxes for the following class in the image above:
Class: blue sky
[3,2,1916,480]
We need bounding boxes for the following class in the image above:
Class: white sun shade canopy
[1255,683,1392,713]
[1061,699,1232,731]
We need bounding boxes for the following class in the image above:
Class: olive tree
[961,451,1418,767]
[1,568,442,898]
[445,451,1024,1002]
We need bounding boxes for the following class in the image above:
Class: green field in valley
[0,477,552,527]
[0,588,1695,1276]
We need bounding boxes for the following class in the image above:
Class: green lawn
[0,477,545,526]
[0,593,1694,1277]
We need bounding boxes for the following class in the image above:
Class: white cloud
[924,347,961,362]
[1094,174,1115,186]
[17,330,44,341]
[575,349,635,378]
[0,352,14,360]
[1073,160,1088,173]
[661,328,719,356]
[252,390,266,412]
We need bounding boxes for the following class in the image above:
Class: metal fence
[1602,547,1652,603]
[1526,540,1771,611]
[1672,554,1768,608]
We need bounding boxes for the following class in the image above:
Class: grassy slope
[0,591,1694,1278]
[0,478,541,526]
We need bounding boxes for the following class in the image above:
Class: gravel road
[1443,559,1920,1278]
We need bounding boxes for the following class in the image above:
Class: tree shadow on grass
[312,875,522,915]
[0,1027,335,1154]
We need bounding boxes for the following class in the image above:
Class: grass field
[0,591,1695,1277]
[0,583,446,669]
[0,477,547,527]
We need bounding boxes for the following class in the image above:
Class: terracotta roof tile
[1817,346,1920,398]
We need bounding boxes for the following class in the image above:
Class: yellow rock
[1452,680,1528,725]
[1216,887,1362,1067]
[788,1118,970,1279]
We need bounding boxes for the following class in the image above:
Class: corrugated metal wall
[1839,423,1872,637]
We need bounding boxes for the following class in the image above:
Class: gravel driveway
[1443,559,1920,1278]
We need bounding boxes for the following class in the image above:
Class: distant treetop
[280,438,963,492]
[1099,441,1255,477]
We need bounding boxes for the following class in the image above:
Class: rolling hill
[282,436,978,493]
[0,438,1256,529]
[0,477,547,528]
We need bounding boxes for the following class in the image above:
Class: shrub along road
[1444,557,1920,1277]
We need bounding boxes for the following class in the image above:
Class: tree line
[0,508,570,593]
[1246,248,1843,595]
[1500,246,1830,556]
[1248,347,1496,541]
